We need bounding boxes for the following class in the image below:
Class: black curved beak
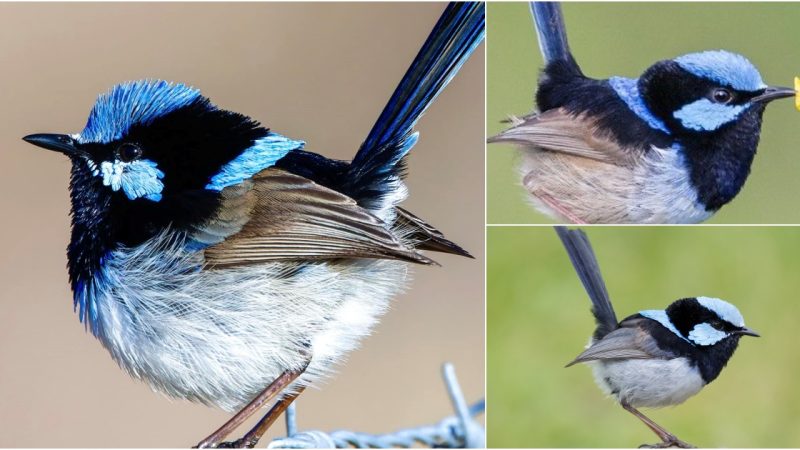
[735,327,760,338]
[751,86,795,104]
[22,133,80,157]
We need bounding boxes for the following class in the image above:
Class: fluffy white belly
[518,145,712,224]
[628,146,713,224]
[88,231,408,412]
[591,358,706,408]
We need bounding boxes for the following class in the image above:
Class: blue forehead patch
[675,51,766,92]
[697,296,745,327]
[78,80,202,144]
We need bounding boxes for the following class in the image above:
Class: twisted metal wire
[268,363,484,448]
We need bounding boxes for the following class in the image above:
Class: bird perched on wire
[489,2,795,224]
[21,2,484,447]
[555,227,758,448]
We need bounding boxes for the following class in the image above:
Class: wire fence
[267,363,485,448]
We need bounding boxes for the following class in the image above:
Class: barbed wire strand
[267,363,485,449]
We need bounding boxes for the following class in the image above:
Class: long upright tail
[530,2,573,64]
[555,227,618,340]
[344,2,485,211]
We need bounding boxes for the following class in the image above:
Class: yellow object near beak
[795,77,800,111]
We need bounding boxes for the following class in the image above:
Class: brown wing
[488,108,639,167]
[200,168,434,268]
[566,317,675,367]
[394,207,472,258]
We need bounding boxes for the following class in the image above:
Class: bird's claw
[639,438,696,449]
[214,438,257,449]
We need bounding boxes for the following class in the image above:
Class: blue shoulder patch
[675,51,765,92]
[79,80,202,144]
[205,132,304,191]
[639,309,689,342]
[609,77,670,134]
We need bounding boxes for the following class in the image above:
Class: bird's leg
[195,358,311,448]
[621,401,696,449]
[533,190,587,224]
[224,387,306,448]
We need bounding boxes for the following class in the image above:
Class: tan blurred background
[0,2,484,447]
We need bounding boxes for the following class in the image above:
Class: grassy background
[487,2,800,224]
[487,226,800,447]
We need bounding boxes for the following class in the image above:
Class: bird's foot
[532,190,587,224]
[639,437,696,449]
[213,438,255,449]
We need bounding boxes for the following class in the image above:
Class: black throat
[65,159,223,294]
[691,335,743,384]
[66,161,114,294]
[679,107,765,212]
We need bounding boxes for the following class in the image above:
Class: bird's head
[24,80,288,203]
[23,80,301,245]
[664,296,759,347]
[638,50,793,136]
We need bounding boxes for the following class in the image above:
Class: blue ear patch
[99,159,165,201]
[688,322,729,346]
[673,99,747,132]
[609,77,670,134]
[205,132,304,191]
[675,51,766,92]
[79,80,202,145]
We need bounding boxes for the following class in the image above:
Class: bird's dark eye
[711,88,733,104]
[117,143,143,162]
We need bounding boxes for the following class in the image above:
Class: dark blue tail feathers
[530,2,577,68]
[345,2,485,210]
[555,227,619,340]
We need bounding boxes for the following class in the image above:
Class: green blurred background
[487,226,800,447]
[487,2,800,224]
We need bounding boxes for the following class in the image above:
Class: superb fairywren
[489,2,795,224]
[555,227,758,448]
[21,3,484,447]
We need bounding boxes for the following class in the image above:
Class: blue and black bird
[21,3,484,447]
[556,227,758,448]
[489,2,795,224]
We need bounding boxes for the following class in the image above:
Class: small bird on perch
[21,3,484,447]
[555,227,758,448]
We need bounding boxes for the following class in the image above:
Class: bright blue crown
[674,50,765,92]
[696,296,745,327]
[78,80,202,144]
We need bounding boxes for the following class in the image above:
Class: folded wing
[198,168,434,268]
[566,317,675,367]
[488,108,639,166]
